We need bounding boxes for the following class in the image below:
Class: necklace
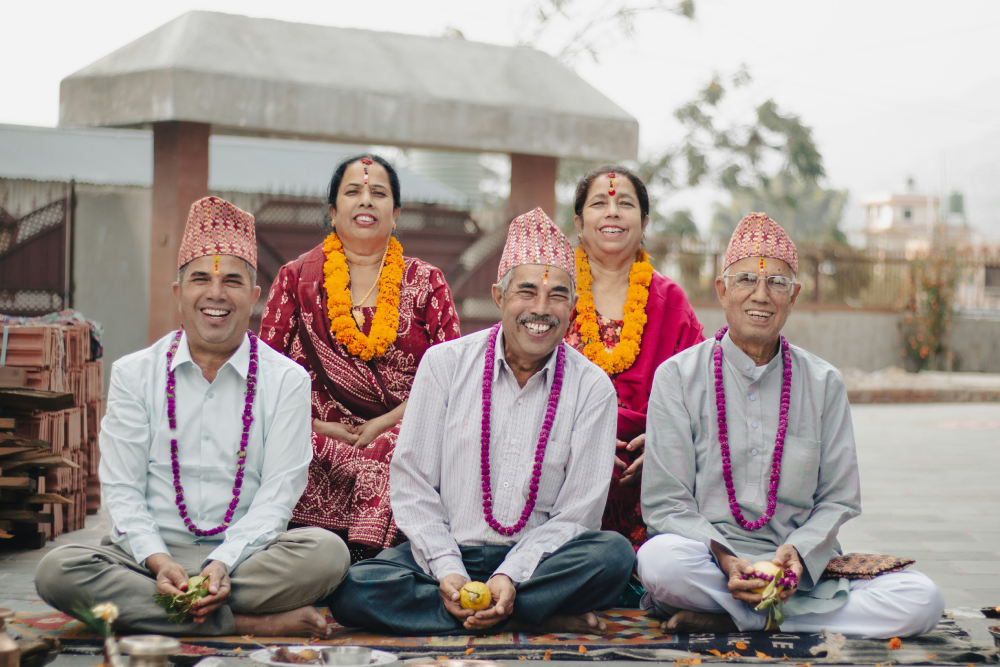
[480,322,565,536]
[349,242,389,328]
[573,246,653,376]
[165,329,258,537]
[322,231,404,360]
[714,326,791,532]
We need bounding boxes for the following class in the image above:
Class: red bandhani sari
[565,271,704,549]
[260,244,461,556]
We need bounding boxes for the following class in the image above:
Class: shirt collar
[494,325,559,391]
[720,329,783,379]
[169,330,252,379]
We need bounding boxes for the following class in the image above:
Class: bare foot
[539,611,608,636]
[234,606,331,638]
[661,610,737,634]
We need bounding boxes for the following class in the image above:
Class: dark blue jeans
[327,530,634,635]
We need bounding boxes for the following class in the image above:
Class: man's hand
[313,418,360,446]
[147,553,188,597]
[464,575,516,631]
[717,552,765,605]
[354,415,396,448]
[191,560,232,623]
[772,545,803,602]
[439,574,475,624]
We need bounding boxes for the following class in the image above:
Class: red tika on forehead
[723,212,798,275]
[497,207,575,282]
[177,196,257,269]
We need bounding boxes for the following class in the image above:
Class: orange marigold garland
[574,245,653,375]
[322,231,404,360]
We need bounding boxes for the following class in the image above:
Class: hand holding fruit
[189,560,232,623]
[439,574,476,623]
[462,575,515,631]
[771,544,803,602]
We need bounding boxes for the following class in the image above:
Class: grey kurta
[642,331,861,615]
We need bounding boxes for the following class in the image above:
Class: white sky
[4,0,1000,236]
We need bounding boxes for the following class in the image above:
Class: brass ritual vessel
[119,635,181,667]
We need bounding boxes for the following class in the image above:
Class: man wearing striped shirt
[329,208,634,635]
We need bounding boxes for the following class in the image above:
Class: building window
[986,266,1000,291]
[903,208,912,220]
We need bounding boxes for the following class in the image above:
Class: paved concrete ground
[1,402,999,663]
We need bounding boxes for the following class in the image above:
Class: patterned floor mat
[2,601,991,663]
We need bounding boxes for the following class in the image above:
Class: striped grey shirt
[391,325,617,583]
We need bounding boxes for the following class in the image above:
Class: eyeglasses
[724,272,796,292]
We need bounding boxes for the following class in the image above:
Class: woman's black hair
[327,153,401,210]
[573,164,650,220]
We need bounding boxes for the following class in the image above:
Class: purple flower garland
[166,329,258,537]
[714,326,791,532]
[741,568,799,589]
[480,322,565,536]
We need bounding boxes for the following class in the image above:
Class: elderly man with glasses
[636,213,943,638]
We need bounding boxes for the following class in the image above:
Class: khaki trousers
[35,527,350,636]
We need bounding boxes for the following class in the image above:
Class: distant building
[862,179,977,255]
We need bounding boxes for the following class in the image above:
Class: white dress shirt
[99,330,312,572]
[390,326,617,584]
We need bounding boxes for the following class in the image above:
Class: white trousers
[637,534,944,638]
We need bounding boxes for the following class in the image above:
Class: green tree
[711,173,848,244]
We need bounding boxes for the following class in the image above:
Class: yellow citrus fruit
[459,582,492,610]
[750,561,784,595]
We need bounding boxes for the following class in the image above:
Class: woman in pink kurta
[565,165,704,552]
[260,154,460,561]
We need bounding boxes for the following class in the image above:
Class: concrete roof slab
[60,11,639,161]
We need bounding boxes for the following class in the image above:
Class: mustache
[516,313,560,327]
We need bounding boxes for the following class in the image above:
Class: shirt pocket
[776,435,821,510]
[524,439,570,513]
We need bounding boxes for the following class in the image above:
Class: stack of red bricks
[1,323,104,543]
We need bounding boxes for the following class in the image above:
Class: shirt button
[207,393,214,399]
[523,571,530,578]
[503,482,509,488]
[749,394,756,401]
[511,439,516,444]
[752,422,758,429]
[744,363,751,370]
[517,398,524,405]
[203,434,210,440]
[751,448,759,456]
[202,475,210,482]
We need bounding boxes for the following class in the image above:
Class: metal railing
[645,236,1000,313]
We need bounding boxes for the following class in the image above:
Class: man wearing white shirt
[330,209,633,635]
[36,197,349,637]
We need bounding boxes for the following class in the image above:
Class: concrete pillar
[150,121,210,343]
[508,153,557,221]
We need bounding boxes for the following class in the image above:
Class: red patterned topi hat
[177,196,257,269]
[723,212,798,275]
[497,208,575,282]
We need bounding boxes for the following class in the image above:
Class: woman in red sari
[565,165,704,551]
[261,154,461,562]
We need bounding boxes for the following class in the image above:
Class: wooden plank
[4,456,80,471]
[0,368,27,389]
[0,447,32,458]
[0,388,75,411]
[0,416,15,429]
[0,510,52,522]
[0,438,50,450]
[0,477,32,488]
[22,493,74,505]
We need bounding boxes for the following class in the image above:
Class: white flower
[92,602,119,624]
